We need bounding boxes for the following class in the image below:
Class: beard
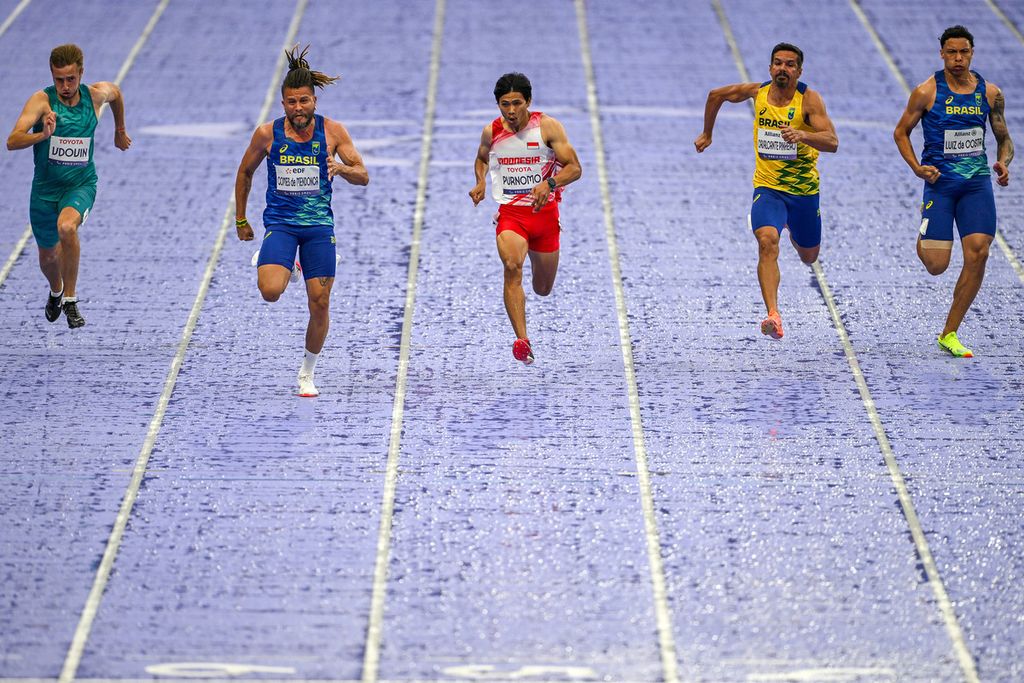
[287,110,314,131]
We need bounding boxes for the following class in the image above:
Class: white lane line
[986,0,1024,44]
[851,0,1024,286]
[360,0,445,681]
[0,0,31,39]
[0,0,171,291]
[574,2,681,683]
[982,0,1024,284]
[55,2,309,681]
[717,2,979,681]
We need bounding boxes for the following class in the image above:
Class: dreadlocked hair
[281,44,339,95]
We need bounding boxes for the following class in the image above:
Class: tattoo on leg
[318,277,328,287]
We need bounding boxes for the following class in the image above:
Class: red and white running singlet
[488,111,562,206]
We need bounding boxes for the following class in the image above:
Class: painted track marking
[574,2,681,682]
[56,2,309,680]
[715,1,980,680]
[0,0,172,290]
[359,1,445,681]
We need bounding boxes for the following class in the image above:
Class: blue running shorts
[258,224,337,279]
[919,174,996,242]
[749,187,821,249]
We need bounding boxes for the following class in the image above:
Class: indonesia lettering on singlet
[488,111,561,206]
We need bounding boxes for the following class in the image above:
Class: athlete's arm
[469,123,492,207]
[534,115,582,210]
[987,82,1013,187]
[694,82,759,152]
[90,82,131,151]
[5,91,53,151]
[234,124,272,241]
[781,89,838,153]
[894,78,940,183]
[325,119,369,186]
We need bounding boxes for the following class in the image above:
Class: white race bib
[756,128,797,160]
[943,127,984,158]
[48,136,91,166]
[275,164,320,195]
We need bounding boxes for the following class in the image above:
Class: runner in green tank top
[6,44,131,328]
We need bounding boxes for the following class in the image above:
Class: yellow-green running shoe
[938,331,973,358]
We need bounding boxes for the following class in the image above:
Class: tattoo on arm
[992,91,1015,165]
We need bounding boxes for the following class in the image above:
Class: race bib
[757,128,797,160]
[275,164,320,195]
[48,136,91,166]
[943,127,984,158]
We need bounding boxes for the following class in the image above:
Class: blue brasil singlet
[32,84,98,200]
[921,70,990,179]
[264,114,333,227]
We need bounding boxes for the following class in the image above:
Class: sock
[50,289,63,299]
[300,349,319,377]
[63,296,77,304]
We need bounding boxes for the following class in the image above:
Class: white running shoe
[250,250,260,267]
[290,260,302,283]
[297,373,319,397]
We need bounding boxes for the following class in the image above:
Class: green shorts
[29,184,97,249]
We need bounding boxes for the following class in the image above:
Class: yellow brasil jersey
[752,81,819,195]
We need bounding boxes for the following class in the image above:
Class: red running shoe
[512,338,535,365]
[760,311,784,340]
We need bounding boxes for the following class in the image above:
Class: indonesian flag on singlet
[488,111,562,206]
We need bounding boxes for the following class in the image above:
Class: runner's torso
[922,70,990,179]
[264,114,333,227]
[32,84,98,198]
[488,111,562,207]
[752,81,819,195]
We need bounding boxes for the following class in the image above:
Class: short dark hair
[50,44,84,70]
[940,25,974,48]
[281,44,339,96]
[771,42,803,68]
[494,72,532,103]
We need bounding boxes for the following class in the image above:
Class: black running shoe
[62,300,85,328]
[45,292,63,322]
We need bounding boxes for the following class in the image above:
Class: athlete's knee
[57,219,79,241]
[921,258,949,276]
[797,246,819,264]
[756,233,780,257]
[307,292,331,317]
[964,241,991,266]
[502,258,524,281]
[38,248,59,267]
[258,283,283,302]
[533,280,554,296]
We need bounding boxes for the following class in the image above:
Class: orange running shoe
[760,311,784,340]
[512,338,535,365]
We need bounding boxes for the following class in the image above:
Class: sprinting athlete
[6,44,130,328]
[469,72,582,365]
[234,45,368,396]
[894,25,1014,358]
[695,42,838,340]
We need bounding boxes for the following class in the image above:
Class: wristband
[546,177,557,190]
[235,218,249,227]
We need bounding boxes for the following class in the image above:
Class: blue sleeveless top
[32,84,98,199]
[263,114,333,227]
[921,70,990,179]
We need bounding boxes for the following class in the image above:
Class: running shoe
[760,310,783,340]
[62,301,85,329]
[290,260,302,283]
[512,338,534,365]
[937,331,973,358]
[45,291,63,322]
[297,373,319,397]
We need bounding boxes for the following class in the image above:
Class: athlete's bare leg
[527,249,559,296]
[257,264,292,302]
[789,234,819,264]
[917,236,953,276]
[56,207,82,297]
[304,276,333,354]
[755,225,781,314]
[941,233,991,337]
[497,230,530,339]
[38,246,63,292]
